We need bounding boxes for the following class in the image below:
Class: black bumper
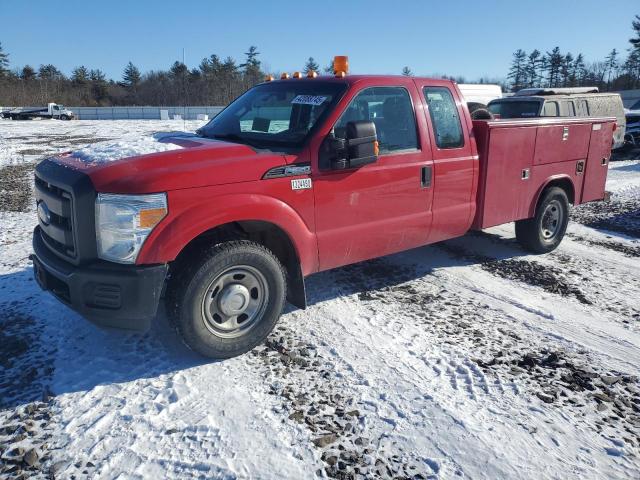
[32,226,168,331]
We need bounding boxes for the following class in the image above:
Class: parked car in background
[488,88,625,150]
[457,84,502,105]
[624,98,640,116]
[624,99,640,148]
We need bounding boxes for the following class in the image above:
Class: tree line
[0,45,337,107]
[506,14,640,92]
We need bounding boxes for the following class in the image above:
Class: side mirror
[329,120,379,170]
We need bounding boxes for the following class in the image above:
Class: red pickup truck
[31,60,615,358]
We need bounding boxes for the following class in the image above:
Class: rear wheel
[515,187,569,253]
[167,240,287,359]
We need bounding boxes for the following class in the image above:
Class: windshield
[488,100,541,118]
[198,81,347,151]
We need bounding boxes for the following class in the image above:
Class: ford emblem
[37,201,51,226]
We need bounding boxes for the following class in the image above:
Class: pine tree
[560,53,573,87]
[241,46,261,84]
[122,61,141,90]
[402,66,413,76]
[200,55,222,76]
[508,49,527,91]
[572,54,586,86]
[89,69,108,103]
[623,50,640,89]
[241,46,261,71]
[0,42,9,76]
[544,47,563,87]
[630,15,640,52]
[324,60,335,75]
[303,57,320,75]
[38,64,62,80]
[20,65,36,81]
[170,61,188,78]
[525,50,542,87]
[604,49,619,86]
[71,66,89,84]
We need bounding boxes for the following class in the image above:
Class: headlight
[96,193,167,264]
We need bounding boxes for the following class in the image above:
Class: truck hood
[52,133,289,193]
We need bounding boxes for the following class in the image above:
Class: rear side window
[423,87,464,149]
[563,101,576,117]
[576,99,589,116]
[542,101,559,117]
[587,96,620,117]
[334,86,418,153]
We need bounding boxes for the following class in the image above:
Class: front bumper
[32,226,168,331]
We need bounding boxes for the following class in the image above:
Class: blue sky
[1,0,638,80]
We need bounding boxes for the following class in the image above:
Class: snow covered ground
[1,119,640,479]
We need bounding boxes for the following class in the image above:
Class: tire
[471,108,494,120]
[515,187,569,254]
[60,114,69,120]
[167,240,287,359]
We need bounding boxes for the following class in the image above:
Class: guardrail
[71,106,224,120]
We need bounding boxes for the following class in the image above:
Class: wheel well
[543,178,575,205]
[171,221,306,309]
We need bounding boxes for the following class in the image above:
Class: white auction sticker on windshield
[291,95,327,106]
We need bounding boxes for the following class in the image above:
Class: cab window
[334,87,418,154]
[423,86,464,149]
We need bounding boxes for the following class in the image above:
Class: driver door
[312,83,434,271]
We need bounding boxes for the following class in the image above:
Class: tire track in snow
[250,318,438,479]
[314,257,640,478]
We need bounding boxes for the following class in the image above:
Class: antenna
[182,47,186,131]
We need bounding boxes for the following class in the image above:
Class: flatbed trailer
[4,103,74,120]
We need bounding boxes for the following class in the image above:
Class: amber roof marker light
[280,72,290,80]
[292,71,303,79]
[334,55,349,77]
[264,74,274,82]
[307,70,318,78]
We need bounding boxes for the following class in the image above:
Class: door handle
[421,166,432,188]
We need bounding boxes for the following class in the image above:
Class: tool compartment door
[476,124,537,228]
[534,123,591,165]
[581,122,613,203]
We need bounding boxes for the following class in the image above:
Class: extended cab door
[311,80,434,271]
[414,81,477,243]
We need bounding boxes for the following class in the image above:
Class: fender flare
[529,174,576,217]
[137,193,319,276]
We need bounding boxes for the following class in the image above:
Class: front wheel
[167,240,287,359]
[515,187,569,254]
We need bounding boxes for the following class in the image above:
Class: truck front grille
[35,175,76,259]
